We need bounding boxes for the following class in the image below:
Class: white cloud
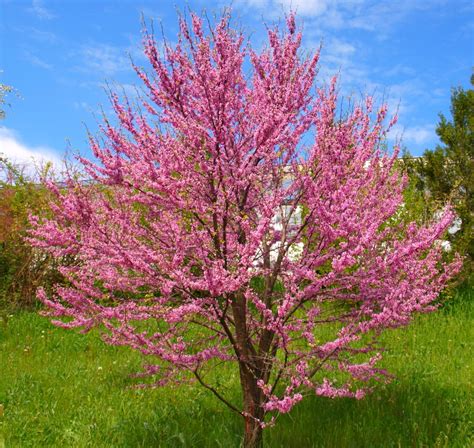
[402,125,436,145]
[237,0,269,9]
[0,127,63,175]
[388,124,436,146]
[28,0,56,20]
[235,0,329,19]
[280,0,329,17]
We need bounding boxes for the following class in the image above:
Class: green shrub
[0,158,63,310]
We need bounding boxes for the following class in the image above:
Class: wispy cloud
[402,124,436,145]
[28,27,57,43]
[23,51,52,70]
[321,37,357,73]
[139,6,167,22]
[0,127,63,172]
[72,101,92,112]
[28,0,56,20]
[13,26,57,43]
[383,78,440,121]
[381,64,416,79]
[76,43,131,76]
[328,38,356,57]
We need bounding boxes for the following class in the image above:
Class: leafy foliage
[403,75,473,282]
[0,82,13,120]
[0,158,62,310]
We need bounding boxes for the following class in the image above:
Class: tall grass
[1,287,472,447]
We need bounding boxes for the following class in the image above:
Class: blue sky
[0,0,472,168]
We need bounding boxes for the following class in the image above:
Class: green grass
[1,287,472,447]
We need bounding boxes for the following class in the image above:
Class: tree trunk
[243,413,263,448]
[231,292,265,447]
[242,376,264,448]
[239,353,264,448]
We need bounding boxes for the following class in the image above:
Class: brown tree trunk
[231,292,265,447]
[241,371,264,448]
[243,414,263,448]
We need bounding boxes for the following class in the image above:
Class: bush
[0,158,63,310]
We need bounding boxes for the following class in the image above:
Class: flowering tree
[30,12,460,448]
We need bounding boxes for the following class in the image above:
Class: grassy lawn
[1,287,472,447]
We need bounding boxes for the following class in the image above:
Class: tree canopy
[29,12,460,447]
